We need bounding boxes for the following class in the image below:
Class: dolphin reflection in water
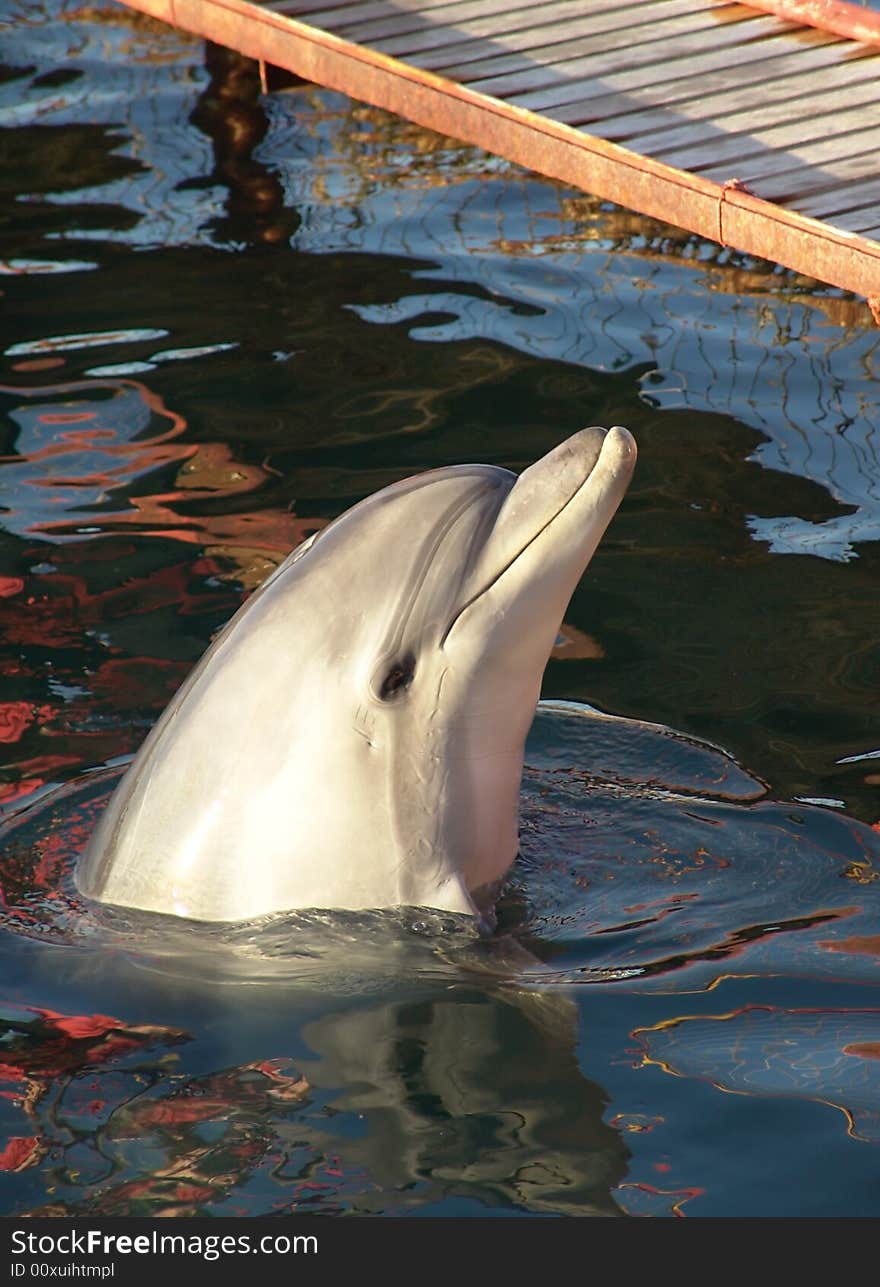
[77,427,636,923]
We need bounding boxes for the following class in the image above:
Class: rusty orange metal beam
[741,0,880,45]
[116,0,880,302]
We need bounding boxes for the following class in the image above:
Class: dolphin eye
[378,652,416,701]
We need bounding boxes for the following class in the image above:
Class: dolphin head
[77,427,636,923]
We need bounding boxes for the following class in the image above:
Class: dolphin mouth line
[439,436,607,649]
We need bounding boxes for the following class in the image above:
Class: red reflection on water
[0,1001,190,1177]
[37,411,98,425]
[0,1137,42,1173]
[0,1006,186,1079]
[10,359,65,373]
[0,558,237,787]
[0,756,83,809]
[820,935,880,959]
[0,373,324,795]
[0,998,187,1101]
[23,1052,324,1217]
[0,704,35,744]
[80,1058,325,1217]
[0,375,317,560]
[0,773,109,912]
[88,657,191,709]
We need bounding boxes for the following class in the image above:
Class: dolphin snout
[500,424,636,527]
[601,424,637,475]
[550,424,636,485]
[514,426,606,505]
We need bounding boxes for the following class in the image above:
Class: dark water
[1,0,879,1217]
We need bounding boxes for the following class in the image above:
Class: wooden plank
[107,0,880,299]
[298,0,731,17]
[291,0,571,20]
[383,14,760,68]
[271,0,380,15]
[793,179,880,222]
[542,30,843,121]
[720,144,879,201]
[347,1,749,61]
[496,26,833,112]
[301,0,651,43]
[810,211,880,234]
[560,46,874,127]
[273,0,507,17]
[799,205,880,235]
[407,0,735,74]
[617,77,880,152]
[293,0,730,43]
[585,67,880,145]
[783,188,880,230]
[652,103,880,171]
[468,14,783,99]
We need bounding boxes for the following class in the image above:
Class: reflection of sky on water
[0,374,308,569]
[3,3,878,562]
[636,1008,880,1144]
[0,375,182,539]
[1,1,217,251]
[279,140,880,563]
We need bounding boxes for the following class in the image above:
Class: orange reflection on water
[615,1180,705,1217]
[0,375,321,578]
[820,935,880,959]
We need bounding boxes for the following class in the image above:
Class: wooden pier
[116,0,880,308]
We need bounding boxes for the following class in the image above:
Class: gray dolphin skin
[76,426,636,922]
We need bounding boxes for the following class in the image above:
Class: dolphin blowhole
[77,426,636,923]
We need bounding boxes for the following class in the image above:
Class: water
[1,0,879,1218]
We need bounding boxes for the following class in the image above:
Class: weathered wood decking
[119,0,880,304]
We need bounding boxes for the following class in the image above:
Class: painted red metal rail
[743,0,880,44]
[114,0,880,306]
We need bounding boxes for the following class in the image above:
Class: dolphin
[76,425,636,923]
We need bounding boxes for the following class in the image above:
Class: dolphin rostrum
[76,426,636,922]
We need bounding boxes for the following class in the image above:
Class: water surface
[1,0,879,1218]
